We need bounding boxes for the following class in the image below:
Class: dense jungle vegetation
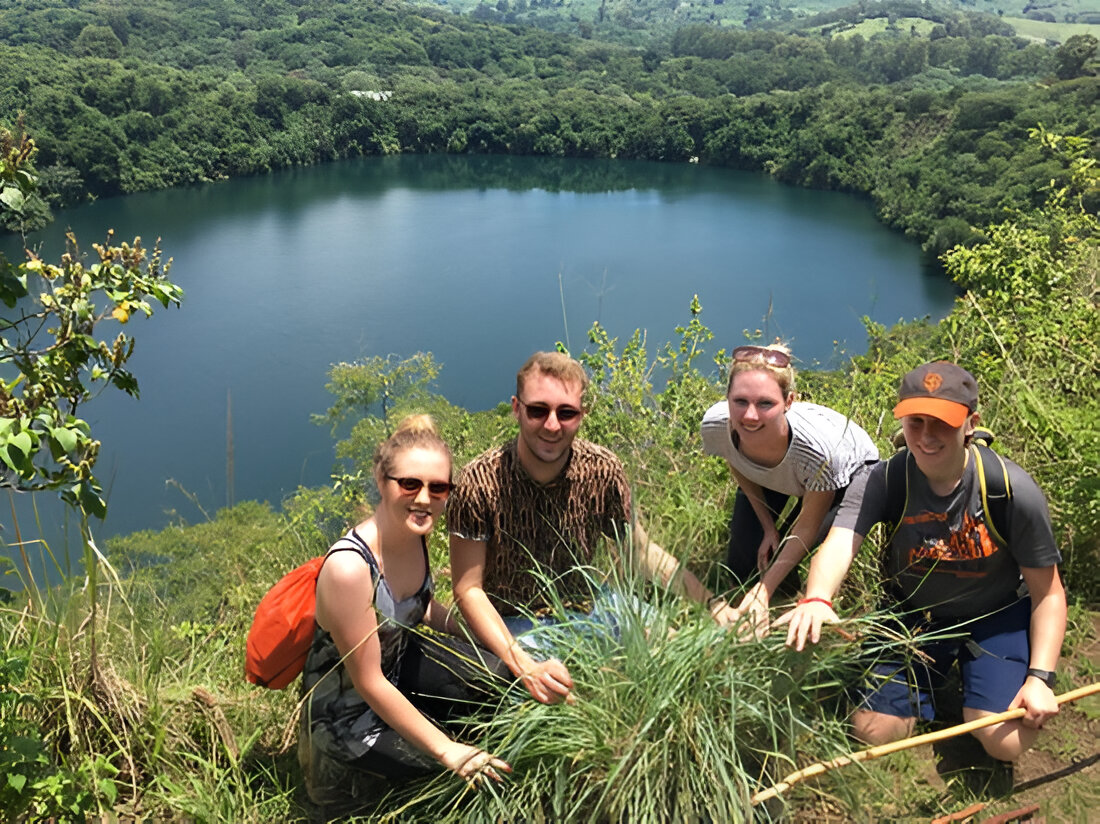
[1,0,1099,820]
[1,0,1097,256]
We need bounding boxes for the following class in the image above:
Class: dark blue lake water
[1,153,954,583]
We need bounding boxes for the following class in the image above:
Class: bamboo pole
[751,681,1100,805]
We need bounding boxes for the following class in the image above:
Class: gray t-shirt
[701,400,878,496]
[836,453,1060,619]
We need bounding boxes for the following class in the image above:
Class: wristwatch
[1025,667,1056,688]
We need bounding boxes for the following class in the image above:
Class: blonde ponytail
[372,414,452,480]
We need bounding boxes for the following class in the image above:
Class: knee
[852,709,915,746]
[971,729,1029,761]
[966,715,1037,762]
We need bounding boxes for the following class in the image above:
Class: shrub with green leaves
[1,124,184,519]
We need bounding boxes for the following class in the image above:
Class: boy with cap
[777,361,1066,761]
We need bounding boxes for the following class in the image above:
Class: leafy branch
[1,123,183,517]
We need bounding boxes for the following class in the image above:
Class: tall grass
[1,503,307,821]
[296,557,981,823]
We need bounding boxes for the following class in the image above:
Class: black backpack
[883,427,1013,547]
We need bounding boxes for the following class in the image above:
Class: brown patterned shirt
[447,438,633,615]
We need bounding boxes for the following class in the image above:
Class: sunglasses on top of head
[731,345,791,368]
[516,397,583,423]
[385,475,455,497]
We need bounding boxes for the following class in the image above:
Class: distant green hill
[2,0,1096,257]
[1006,16,1100,41]
[417,0,1099,43]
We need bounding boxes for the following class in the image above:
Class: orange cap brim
[893,397,970,428]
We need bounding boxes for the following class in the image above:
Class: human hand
[440,743,512,787]
[1009,677,1059,730]
[757,527,780,573]
[773,599,839,651]
[731,584,771,640]
[520,657,575,705]
[707,597,739,630]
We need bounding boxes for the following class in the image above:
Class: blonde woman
[299,415,510,807]
[701,344,878,634]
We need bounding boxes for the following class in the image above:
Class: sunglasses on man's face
[731,345,791,368]
[517,397,583,423]
[385,475,455,497]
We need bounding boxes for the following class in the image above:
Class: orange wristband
[797,597,833,609]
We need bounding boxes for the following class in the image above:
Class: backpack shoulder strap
[970,442,1013,547]
[326,529,380,583]
[883,447,913,538]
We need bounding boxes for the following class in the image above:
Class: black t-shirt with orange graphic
[836,456,1060,620]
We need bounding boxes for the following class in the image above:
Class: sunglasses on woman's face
[516,397,583,423]
[385,475,455,497]
[731,345,791,368]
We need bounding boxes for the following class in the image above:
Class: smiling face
[900,412,978,484]
[727,369,792,447]
[512,370,585,483]
[376,446,452,537]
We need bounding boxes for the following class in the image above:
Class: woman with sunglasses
[701,344,878,635]
[299,414,511,809]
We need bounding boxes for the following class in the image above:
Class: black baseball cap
[893,361,978,428]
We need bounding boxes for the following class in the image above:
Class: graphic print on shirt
[904,507,999,577]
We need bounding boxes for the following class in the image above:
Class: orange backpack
[245,556,326,689]
[245,532,373,689]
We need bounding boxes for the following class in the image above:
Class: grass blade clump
[394,560,864,823]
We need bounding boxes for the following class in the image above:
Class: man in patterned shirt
[449,351,736,705]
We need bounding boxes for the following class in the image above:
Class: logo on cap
[923,373,943,393]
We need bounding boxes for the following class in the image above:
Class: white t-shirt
[701,401,879,497]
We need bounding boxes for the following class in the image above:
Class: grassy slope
[1005,16,1100,41]
[423,0,1100,34]
[819,15,1100,43]
[820,16,941,37]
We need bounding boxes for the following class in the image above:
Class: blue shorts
[502,587,654,656]
[858,597,1031,720]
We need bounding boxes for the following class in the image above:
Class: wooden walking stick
[751,681,1100,806]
